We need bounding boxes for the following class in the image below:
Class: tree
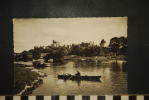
[109,36,128,55]
[119,37,128,55]
[109,37,120,55]
[32,50,41,60]
[70,45,82,56]
[100,39,106,47]
[43,53,51,62]
[43,46,68,63]
[32,46,42,60]
[100,39,106,56]
[21,51,29,62]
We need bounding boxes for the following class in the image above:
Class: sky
[13,17,127,53]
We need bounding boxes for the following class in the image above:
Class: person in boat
[75,71,81,76]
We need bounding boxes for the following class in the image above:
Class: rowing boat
[57,74,101,81]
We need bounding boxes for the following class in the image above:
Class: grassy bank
[14,66,44,95]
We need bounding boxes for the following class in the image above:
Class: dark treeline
[14,36,128,62]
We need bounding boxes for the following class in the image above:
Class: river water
[31,59,127,95]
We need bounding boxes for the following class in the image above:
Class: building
[51,40,60,47]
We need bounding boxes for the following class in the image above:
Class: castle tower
[52,40,60,47]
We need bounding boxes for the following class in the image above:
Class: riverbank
[65,55,127,62]
[14,65,47,95]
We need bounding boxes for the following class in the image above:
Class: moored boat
[57,74,101,82]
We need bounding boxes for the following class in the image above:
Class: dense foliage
[43,46,68,63]
[15,36,128,62]
[109,36,128,55]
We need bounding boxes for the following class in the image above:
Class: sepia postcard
[13,17,128,95]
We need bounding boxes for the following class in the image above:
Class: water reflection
[74,59,103,67]
[31,60,127,95]
[110,60,127,72]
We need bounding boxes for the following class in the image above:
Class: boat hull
[57,75,101,82]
